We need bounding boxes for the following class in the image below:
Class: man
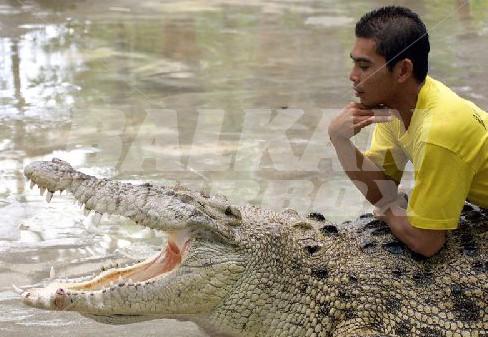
[328,6,488,257]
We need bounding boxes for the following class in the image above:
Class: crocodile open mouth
[16,184,193,295]
[55,230,192,292]
[15,229,192,312]
[18,161,216,311]
[18,173,195,294]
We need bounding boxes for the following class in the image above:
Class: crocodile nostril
[54,288,68,310]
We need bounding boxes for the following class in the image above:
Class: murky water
[0,0,487,335]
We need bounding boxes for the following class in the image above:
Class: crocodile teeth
[30,180,35,189]
[12,284,23,295]
[50,266,56,279]
[40,187,46,196]
[92,212,102,225]
[46,191,53,203]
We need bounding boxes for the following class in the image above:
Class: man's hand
[373,189,409,221]
[328,102,392,142]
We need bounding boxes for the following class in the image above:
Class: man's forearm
[331,136,398,206]
[383,206,446,257]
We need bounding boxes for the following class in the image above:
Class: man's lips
[354,88,364,96]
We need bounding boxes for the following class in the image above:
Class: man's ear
[395,59,414,83]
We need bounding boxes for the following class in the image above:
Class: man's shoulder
[422,76,464,109]
[416,98,487,167]
[418,77,485,140]
[423,76,486,115]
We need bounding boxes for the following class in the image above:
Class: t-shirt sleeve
[363,123,408,184]
[407,143,475,230]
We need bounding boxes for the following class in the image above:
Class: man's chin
[358,97,373,108]
[359,97,384,109]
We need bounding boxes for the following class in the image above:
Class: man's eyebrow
[350,54,372,63]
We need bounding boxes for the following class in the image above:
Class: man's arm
[375,206,446,257]
[328,103,399,206]
[328,103,446,257]
[330,136,399,206]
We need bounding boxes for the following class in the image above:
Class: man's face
[349,38,396,108]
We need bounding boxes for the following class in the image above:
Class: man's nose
[349,66,360,83]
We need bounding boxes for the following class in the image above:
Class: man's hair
[355,6,430,82]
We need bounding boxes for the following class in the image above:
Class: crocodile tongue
[129,240,182,282]
[123,229,190,283]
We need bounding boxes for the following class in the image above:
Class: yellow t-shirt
[364,76,488,230]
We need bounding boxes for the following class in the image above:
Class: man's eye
[359,64,369,70]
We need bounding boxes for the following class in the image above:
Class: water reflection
[0,0,487,335]
[456,0,471,20]
[33,0,78,12]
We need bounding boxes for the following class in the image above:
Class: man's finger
[354,107,392,117]
[353,115,392,125]
[354,109,375,116]
[353,115,373,124]
[354,117,374,130]
[371,109,393,117]
[370,115,393,123]
[353,115,391,133]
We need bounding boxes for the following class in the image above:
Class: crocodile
[18,158,488,337]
